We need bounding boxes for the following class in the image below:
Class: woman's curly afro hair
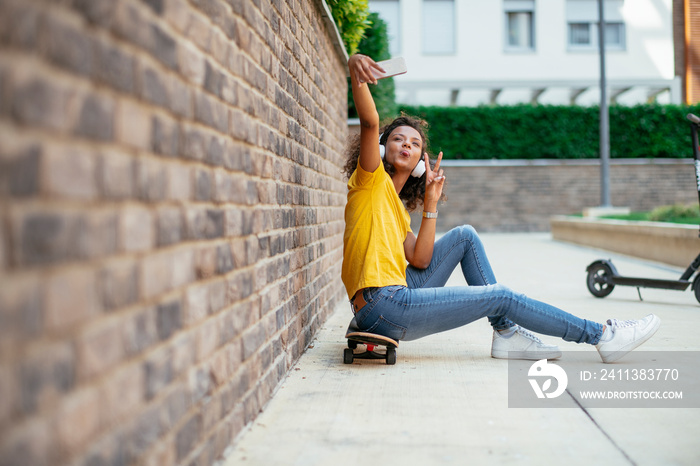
[342,113,446,212]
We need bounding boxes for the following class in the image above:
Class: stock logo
[528,359,568,399]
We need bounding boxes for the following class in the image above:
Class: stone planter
[550,216,700,268]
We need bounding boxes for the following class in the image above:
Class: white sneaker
[596,314,661,363]
[491,326,562,360]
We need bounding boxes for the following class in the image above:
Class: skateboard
[343,317,399,365]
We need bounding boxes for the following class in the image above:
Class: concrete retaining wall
[417,159,698,233]
[550,216,700,267]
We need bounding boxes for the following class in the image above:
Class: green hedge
[398,104,700,160]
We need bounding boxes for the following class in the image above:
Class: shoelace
[607,318,638,328]
[514,326,544,343]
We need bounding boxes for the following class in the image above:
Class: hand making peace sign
[423,151,445,205]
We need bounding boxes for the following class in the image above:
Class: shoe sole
[599,316,661,363]
[491,350,562,360]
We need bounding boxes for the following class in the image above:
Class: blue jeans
[353,225,604,344]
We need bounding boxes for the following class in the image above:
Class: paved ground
[221,234,700,466]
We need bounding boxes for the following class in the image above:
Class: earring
[379,133,385,158]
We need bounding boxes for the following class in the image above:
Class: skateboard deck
[344,317,399,365]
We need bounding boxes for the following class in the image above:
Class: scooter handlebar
[688,113,700,125]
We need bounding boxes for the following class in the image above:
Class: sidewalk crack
[566,389,637,466]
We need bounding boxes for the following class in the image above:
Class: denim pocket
[355,285,407,341]
[365,315,406,341]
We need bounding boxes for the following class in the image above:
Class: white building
[369,0,679,106]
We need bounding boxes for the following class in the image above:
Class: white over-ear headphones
[379,133,426,178]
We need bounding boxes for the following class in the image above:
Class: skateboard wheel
[343,348,354,364]
[386,348,396,365]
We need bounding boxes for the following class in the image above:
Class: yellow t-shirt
[342,163,412,299]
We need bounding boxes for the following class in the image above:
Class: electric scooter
[585,113,700,304]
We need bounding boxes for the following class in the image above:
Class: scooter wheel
[693,275,700,304]
[587,263,615,298]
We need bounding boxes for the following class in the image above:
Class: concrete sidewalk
[222,234,700,466]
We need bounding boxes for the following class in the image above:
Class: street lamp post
[598,0,611,207]
[597,0,612,207]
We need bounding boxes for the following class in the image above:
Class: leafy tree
[327,0,370,55]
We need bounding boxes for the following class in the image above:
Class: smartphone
[372,57,407,80]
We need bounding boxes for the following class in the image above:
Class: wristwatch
[422,210,438,219]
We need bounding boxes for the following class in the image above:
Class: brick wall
[415,159,698,233]
[0,0,348,465]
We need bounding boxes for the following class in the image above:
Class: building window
[422,0,456,55]
[504,0,535,51]
[566,0,625,50]
[369,0,401,56]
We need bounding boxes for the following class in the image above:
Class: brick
[43,15,94,77]
[216,243,234,274]
[12,75,76,132]
[175,414,201,461]
[194,91,228,133]
[141,251,173,299]
[56,387,101,457]
[0,144,41,197]
[43,145,97,200]
[171,333,196,377]
[100,259,139,310]
[188,367,212,405]
[181,124,208,161]
[45,267,99,332]
[242,322,266,361]
[0,417,53,466]
[116,99,151,150]
[0,1,40,50]
[156,298,182,340]
[126,404,165,460]
[195,318,219,361]
[77,319,125,381]
[20,341,75,415]
[151,114,180,156]
[151,24,178,70]
[179,42,206,86]
[141,64,171,109]
[167,163,192,201]
[207,136,225,166]
[72,0,115,28]
[185,207,224,240]
[169,76,193,118]
[16,211,76,265]
[82,209,119,259]
[78,433,127,466]
[124,307,157,356]
[156,206,183,247]
[204,60,224,97]
[194,245,216,279]
[136,158,167,202]
[75,93,115,141]
[120,206,154,252]
[95,38,135,93]
[185,284,209,326]
[194,167,212,201]
[171,248,194,288]
[141,0,165,15]
[210,347,230,387]
[0,363,16,426]
[98,149,135,200]
[144,347,173,400]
